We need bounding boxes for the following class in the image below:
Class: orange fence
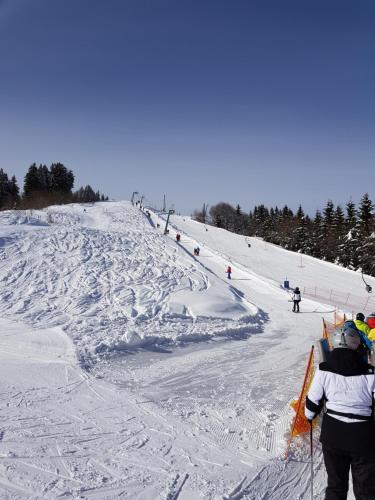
[285,345,315,459]
[302,286,375,314]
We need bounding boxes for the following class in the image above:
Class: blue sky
[0,0,374,214]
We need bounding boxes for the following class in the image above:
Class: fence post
[364,296,370,311]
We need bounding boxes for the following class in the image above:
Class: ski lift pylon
[361,271,372,293]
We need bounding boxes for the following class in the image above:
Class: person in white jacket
[292,286,301,312]
[305,326,375,500]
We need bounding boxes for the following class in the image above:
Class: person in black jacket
[305,326,375,499]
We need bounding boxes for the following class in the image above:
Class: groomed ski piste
[0,201,374,499]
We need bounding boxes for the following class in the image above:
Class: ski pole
[310,419,314,500]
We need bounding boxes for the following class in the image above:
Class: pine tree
[345,200,357,231]
[24,163,43,197]
[234,204,247,233]
[356,194,374,274]
[9,176,20,206]
[0,168,10,208]
[38,164,50,192]
[310,210,324,258]
[50,163,74,193]
[321,200,336,261]
[357,193,373,238]
[333,205,345,240]
[296,205,305,220]
[361,234,375,276]
[333,205,346,265]
[337,200,359,269]
[291,205,308,252]
[277,205,294,248]
[253,205,270,238]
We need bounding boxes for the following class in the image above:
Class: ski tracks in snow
[0,203,224,365]
[0,202,343,498]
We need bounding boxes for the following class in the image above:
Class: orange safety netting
[285,346,315,458]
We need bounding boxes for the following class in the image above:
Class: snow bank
[0,202,261,366]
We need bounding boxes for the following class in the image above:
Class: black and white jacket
[305,348,375,454]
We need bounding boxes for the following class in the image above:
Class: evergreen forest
[0,163,108,210]
[193,195,375,277]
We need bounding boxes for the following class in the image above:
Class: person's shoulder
[355,320,370,333]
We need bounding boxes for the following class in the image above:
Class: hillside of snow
[0,203,261,367]
[163,212,375,316]
[0,200,371,498]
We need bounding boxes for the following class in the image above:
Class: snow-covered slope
[0,202,261,367]
[0,201,364,499]
[164,212,375,315]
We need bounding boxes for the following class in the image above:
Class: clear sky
[0,0,374,215]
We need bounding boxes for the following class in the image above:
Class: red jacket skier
[226,266,232,279]
[367,313,375,330]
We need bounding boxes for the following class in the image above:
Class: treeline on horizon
[193,194,375,277]
[0,163,108,210]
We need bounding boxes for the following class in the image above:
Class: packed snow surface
[0,203,260,367]
[0,201,371,498]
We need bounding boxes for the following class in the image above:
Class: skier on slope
[226,265,232,279]
[292,286,301,313]
[305,325,375,500]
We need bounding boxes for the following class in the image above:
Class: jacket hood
[324,348,370,376]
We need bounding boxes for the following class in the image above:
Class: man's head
[356,312,365,322]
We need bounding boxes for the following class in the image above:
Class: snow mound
[0,202,261,366]
[0,210,49,226]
